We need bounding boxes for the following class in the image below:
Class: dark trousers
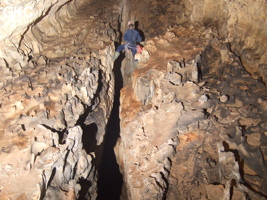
[116,44,136,57]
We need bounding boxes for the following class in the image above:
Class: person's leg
[131,48,137,59]
[113,44,126,61]
[116,44,126,53]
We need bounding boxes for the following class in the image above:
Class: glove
[140,41,146,45]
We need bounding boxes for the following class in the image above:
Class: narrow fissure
[1,0,267,199]
[96,51,124,200]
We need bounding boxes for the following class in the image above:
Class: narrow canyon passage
[97,56,124,200]
[0,0,267,199]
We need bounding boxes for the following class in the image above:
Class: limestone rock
[246,133,261,147]
[116,23,267,199]
[1,0,267,199]
[0,0,118,198]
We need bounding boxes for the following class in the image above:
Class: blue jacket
[124,29,142,47]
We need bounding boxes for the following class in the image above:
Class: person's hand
[140,41,146,45]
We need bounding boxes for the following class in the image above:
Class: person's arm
[124,30,129,43]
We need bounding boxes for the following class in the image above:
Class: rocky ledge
[115,24,267,200]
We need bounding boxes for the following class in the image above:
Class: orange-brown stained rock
[205,184,224,200]
[138,25,207,76]
[246,133,261,147]
[243,162,258,176]
[121,24,209,116]
[120,85,142,127]
[117,25,213,199]
[11,133,31,150]
[176,132,200,151]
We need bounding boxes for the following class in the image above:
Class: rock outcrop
[0,0,120,199]
[128,0,267,85]
[0,50,115,199]
[0,0,267,199]
[115,23,267,199]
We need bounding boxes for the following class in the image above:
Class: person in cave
[112,20,142,61]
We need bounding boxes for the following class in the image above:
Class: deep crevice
[96,53,124,200]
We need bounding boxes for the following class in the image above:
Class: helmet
[128,21,134,26]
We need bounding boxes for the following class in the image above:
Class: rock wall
[127,0,267,84]
[115,1,267,198]
[1,0,267,199]
[115,23,267,199]
[0,0,121,199]
[188,0,267,84]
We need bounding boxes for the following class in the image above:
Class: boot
[112,52,120,61]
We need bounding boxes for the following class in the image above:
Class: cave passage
[96,54,124,200]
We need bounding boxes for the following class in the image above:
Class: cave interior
[0,0,267,199]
